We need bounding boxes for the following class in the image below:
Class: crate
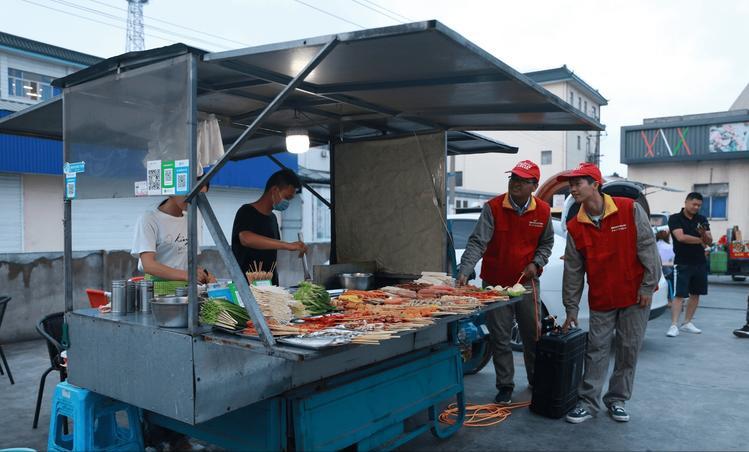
[530,328,587,418]
[710,250,728,273]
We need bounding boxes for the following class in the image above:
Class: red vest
[566,196,645,311]
[480,194,551,287]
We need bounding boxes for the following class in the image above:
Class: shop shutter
[202,188,262,246]
[72,197,160,251]
[0,174,23,252]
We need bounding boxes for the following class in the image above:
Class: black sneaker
[565,406,593,424]
[494,387,512,404]
[734,324,749,338]
[608,404,630,422]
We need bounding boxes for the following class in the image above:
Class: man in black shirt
[231,169,307,285]
[666,192,712,337]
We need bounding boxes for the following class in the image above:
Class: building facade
[0,32,299,253]
[452,66,607,210]
[622,98,749,235]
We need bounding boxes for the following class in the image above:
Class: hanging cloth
[197,114,225,175]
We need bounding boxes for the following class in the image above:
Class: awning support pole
[63,199,73,313]
[186,38,338,201]
[196,192,276,348]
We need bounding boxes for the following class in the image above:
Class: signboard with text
[621,114,749,164]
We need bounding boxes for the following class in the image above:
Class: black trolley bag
[530,327,587,418]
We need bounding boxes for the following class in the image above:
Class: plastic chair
[0,296,14,385]
[47,381,143,452]
[33,312,68,429]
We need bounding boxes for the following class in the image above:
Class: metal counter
[66,298,518,425]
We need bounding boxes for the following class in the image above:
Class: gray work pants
[485,280,540,390]
[578,303,650,415]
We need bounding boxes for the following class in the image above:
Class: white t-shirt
[131,209,189,272]
[657,239,675,265]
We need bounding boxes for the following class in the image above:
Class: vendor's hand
[638,292,652,309]
[561,313,577,333]
[522,263,538,281]
[457,274,468,286]
[286,240,308,257]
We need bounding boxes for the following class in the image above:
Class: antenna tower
[126,0,149,52]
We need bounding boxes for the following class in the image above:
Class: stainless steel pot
[338,272,374,290]
[150,296,188,328]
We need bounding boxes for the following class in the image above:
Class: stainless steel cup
[138,280,153,313]
[111,280,127,315]
[126,280,137,313]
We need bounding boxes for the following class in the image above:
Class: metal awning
[0,96,62,140]
[0,21,601,156]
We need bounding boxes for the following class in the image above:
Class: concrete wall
[22,174,63,252]
[0,243,330,343]
[628,160,749,235]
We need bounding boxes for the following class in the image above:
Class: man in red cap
[558,163,661,424]
[458,160,554,404]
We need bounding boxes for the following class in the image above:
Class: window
[541,150,552,165]
[694,183,728,219]
[7,68,58,101]
[577,135,581,150]
[591,106,597,119]
[569,91,574,105]
[311,187,331,241]
[578,98,582,110]
[584,100,587,114]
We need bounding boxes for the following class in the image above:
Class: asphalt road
[406,278,749,451]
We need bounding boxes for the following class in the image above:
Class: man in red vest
[558,163,661,424]
[458,160,554,404]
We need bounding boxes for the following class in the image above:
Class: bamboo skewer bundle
[246,260,275,284]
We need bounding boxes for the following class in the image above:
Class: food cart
[0,21,601,450]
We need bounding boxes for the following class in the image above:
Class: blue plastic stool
[47,382,143,452]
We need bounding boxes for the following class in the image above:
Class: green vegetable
[293,281,335,315]
[200,298,250,330]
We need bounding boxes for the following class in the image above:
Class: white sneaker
[666,325,679,337]
[680,322,702,334]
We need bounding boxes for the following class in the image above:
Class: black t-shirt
[668,209,710,265]
[231,204,280,285]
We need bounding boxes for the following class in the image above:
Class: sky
[2,0,748,176]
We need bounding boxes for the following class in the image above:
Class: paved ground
[1,278,747,451]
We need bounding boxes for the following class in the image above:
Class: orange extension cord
[440,273,539,428]
[439,401,531,427]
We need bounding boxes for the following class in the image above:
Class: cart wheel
[462,338,492,375]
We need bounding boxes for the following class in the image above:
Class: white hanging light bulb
[285,128,310,154]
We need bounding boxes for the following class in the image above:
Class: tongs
[298,232,312,281]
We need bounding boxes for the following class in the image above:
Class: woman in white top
[131,187,215,285]
[656,229,675,304]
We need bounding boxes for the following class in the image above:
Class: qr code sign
[66,182,75,199]
[176,173,187,192]
[148,168,161,192]
[164,168,174,186]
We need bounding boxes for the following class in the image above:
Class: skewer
[515,272,525,286]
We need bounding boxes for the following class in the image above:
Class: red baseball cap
[506,160,540,181]
[556,162,603,184]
